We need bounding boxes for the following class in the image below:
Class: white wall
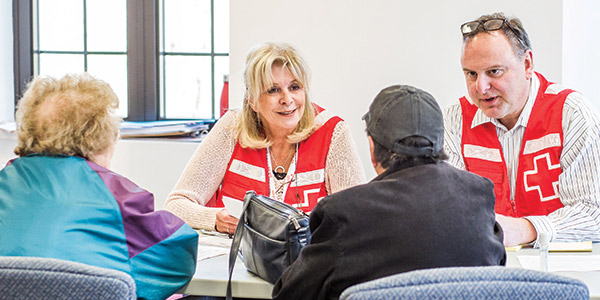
[0,133,17,170]
[562,0,600,110]
[0,135,198,210]
[110,140,199,209]
[3,0,599,207]
[230,0,564,179]
[1,1,14,122]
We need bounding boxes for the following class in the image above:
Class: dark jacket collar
[371,158,437,182]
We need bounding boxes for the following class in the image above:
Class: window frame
[12,0,226,121]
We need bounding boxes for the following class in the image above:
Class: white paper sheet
[194,230,233,261]
[197,230,233,247]
[223,196,243,219]
[196,246,230,262]
[517,255,600,272]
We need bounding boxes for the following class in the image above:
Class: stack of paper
[196,230,233,261]
[549,241,593,252]
[120,120,214,138]
[505,245,522,252]
[506,241,593,253]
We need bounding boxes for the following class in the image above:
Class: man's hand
[495,214,537,246]
[215,209,239,234]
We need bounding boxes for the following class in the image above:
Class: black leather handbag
[226,190,310,299]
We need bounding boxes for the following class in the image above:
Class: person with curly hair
[0,73,198,300]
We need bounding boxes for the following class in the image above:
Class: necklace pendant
[273,170,287,180]
[273,165,287,180]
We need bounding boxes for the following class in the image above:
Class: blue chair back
[0,256,136,300]
[340,266,589,300]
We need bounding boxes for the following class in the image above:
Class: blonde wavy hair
[14,73,121,159]
[236,42,317,149]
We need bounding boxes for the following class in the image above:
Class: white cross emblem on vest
[523,153,561,202]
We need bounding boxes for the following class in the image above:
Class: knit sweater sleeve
[166,111,366,229]
[164,110,238,230]
[325,120,367,194]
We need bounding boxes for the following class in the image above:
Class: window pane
[38,0,83,51]
[38,53,84,78]
[87,0,126,52]
[163,0,211,53]
[214,56,230,117]
[162,56,212,119]
[214,0,229,53]
[87,54,129,118]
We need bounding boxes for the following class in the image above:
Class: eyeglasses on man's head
[460,18,525,48]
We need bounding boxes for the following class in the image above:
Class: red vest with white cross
[460,72,573,217]
[206,104,341,213]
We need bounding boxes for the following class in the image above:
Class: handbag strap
[226,190,255,300]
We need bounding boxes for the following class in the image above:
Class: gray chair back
[0,256,136,300]
[340,266,589,300]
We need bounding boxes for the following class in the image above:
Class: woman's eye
[289,84,301,91]
[267,87,280,94]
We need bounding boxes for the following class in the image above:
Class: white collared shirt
[443,74,600,243]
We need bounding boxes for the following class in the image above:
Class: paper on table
[549,241,593,252]
[506,241,592,253]
[197,230,233,248]
[517,255,600,272]
[505,245,522,252]
[197,246,230,262]
[195,230,233,261]
[223,196,243,219]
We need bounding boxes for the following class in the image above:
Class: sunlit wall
[1,1,14,123]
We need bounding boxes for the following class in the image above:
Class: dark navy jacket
[273,159,506,300]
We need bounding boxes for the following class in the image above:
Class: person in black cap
[272,85,506,300]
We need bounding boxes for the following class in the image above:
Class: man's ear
[369,136,389,175]
[524,49,534,80]
[368,136,379,170]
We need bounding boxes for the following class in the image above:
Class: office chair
[340,266,589,300]
[0,256,136,300]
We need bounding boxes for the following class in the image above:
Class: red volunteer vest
[207,106,341,213]
[460,72,572,217]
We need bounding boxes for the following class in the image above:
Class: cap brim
[361,112,369,121]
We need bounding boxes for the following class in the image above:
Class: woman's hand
[215,209,239,234]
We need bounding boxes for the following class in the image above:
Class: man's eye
[488,69,503,76]
[465,71,477,79]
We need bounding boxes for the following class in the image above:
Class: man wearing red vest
[444,12,600,246]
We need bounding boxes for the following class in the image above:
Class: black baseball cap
[362,85,444,157]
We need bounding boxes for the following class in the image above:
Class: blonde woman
[0,73,198,300]
[166,42,366,233]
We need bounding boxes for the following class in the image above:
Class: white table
[506,242,600,299]
[178,233,273,299]
[180,236,600,299]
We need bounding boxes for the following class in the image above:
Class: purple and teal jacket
[0,154,198,300]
